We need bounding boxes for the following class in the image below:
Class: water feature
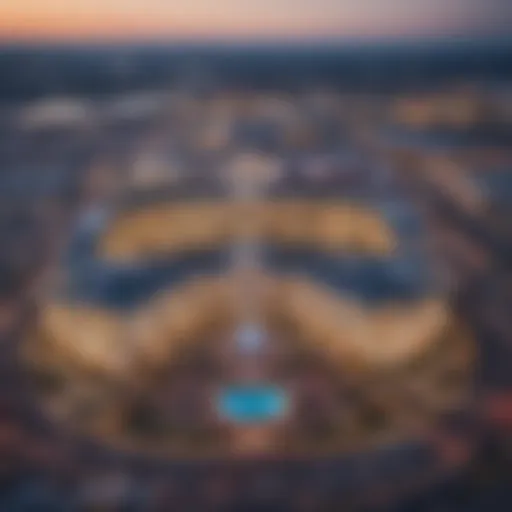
[217,385,290,424]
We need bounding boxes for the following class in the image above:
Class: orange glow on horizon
[0,0,481,43]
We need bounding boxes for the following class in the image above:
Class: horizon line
[1,34,511,49]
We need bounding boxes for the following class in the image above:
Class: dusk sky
[0,0,510,43]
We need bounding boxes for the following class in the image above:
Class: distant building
[129,152,180,190]
[389,90,490,131]
[18,98,94,130]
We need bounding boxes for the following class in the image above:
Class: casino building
[24,148,474,465]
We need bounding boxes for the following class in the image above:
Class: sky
[0,0,510,43]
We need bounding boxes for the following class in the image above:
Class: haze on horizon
[0,0,510,43]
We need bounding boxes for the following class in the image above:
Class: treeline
[0,41,511,101]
